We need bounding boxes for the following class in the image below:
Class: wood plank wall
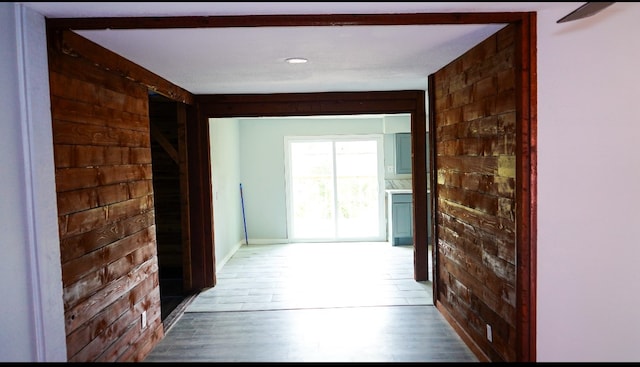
[432,24,517,362]
[48,38,163,361]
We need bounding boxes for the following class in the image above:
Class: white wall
[536,3,640,362]
[209,118,244,269]
[238,116,384,242]
[0,3,66,362]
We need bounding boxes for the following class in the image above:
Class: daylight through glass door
[286,136,385,241]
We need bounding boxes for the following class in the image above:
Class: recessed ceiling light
[285,57,308,64]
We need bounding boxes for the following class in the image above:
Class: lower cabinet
[390,193,413,246]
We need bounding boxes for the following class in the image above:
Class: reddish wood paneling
[48,35,163,361]
[432,24,518,362]
[514,13,537,362]
[46,12,535,31]
[48,29,193,105]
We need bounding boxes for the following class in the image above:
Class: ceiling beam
[46,12,529,31]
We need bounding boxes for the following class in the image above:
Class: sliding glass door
[285,135,385,242]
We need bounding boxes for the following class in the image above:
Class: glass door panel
[289,141,335,239]
[286,136,384,242]
[335,140,380,238]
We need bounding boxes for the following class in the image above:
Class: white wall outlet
[486,324,492,342]
[141,310,147,329]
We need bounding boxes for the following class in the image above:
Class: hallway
[144,242,478,362]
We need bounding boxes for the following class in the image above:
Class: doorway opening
[148,93,190,323]
[198,91,430,282]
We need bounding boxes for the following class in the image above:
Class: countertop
[385,189,430,194]
[385,189,412,194]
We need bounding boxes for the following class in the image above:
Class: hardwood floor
[144,242,478,362]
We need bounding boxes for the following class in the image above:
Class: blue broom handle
[240,183,249,246]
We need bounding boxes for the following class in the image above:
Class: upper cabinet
[395,132,412,174]
[382,114,411,178]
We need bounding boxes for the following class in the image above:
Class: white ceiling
[20,2,580,95]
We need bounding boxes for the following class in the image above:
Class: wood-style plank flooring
[144,242,478,362]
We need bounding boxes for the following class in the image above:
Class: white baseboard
[243,238,290,245]
[216,239,291,274]
[215,240,244,273]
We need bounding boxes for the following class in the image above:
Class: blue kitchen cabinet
[395,133,412,174]
[391,192,413,245]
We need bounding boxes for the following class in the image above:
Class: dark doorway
[149,93,187,321]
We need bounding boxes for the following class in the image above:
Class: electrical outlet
[486,324,492,342]
[141,310,147,329]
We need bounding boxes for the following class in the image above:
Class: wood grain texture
[432,24,518,362]
[49,35,163,361]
